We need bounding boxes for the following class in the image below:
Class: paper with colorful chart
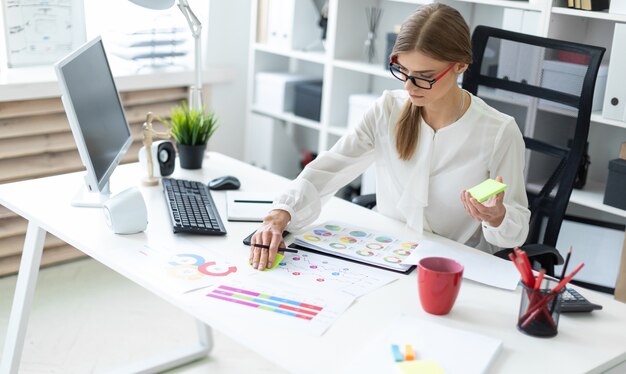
[135,244,247,294]
[255,250,400,298]
[200,277,355,336]
[294,221,418,272]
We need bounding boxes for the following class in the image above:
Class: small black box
[294,80,323,121]
[603,158,626,210]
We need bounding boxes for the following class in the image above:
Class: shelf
[388,0,542,10]
[253,43,327,64]
[477,87,532,107]
[569,181,626,218]
[590,112,626,130]
[528,180,626,218]
[333,59,393,79]
[455,0,543,11]
[537,104,626,130]
[251,106,321,131]
[551,7,626,22]
[327,125,348,136]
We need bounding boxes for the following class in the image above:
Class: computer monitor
[55,36,133,207]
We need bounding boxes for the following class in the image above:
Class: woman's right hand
[249,209,291,270]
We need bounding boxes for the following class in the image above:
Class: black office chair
[353,26,605,277]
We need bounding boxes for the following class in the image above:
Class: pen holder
[517,278,564,338]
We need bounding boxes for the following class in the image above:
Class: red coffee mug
[417,257,464,315]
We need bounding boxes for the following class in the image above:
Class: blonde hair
[391,3,472,160]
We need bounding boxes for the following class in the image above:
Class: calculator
[560,288,603,313]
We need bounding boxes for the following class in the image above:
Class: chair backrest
[463,26,605,249]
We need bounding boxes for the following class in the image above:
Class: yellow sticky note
[262,253,284,271]
[467,178,507,203]
[396,360,447,374]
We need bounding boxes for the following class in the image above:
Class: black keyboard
[162,178,227,235]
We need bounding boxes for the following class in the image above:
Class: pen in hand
[251,244,298,253]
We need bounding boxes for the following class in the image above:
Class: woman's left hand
[460,176,507,227]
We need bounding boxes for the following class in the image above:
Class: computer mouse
[208,175,241,190]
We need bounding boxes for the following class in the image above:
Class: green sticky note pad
[467,178,507,203]
[262,253,284,272]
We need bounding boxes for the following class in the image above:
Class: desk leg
[118,319,213,373]
[0,222,46,374]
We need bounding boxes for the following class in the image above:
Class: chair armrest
[351,194,377,209]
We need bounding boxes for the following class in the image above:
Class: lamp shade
[128,0,175,10]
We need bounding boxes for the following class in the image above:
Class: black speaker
[139,140,176,177]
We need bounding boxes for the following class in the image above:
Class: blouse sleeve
[272,93,389,230]
[481,119,530,248]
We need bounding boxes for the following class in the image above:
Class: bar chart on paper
[202,279,355,336]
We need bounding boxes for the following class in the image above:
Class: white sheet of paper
[252,250,400,298]
[226,191,275,222]
[344,314,502,374]
[403,239,520,290]
[197,277,355,336]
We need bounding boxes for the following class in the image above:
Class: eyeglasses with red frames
[389,58,456,90]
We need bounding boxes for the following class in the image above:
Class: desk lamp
[129,0,203,111]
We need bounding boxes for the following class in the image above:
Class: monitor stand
[71,181,111,208]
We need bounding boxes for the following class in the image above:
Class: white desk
[2,153,626,373]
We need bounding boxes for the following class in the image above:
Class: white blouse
[273,90,530,254]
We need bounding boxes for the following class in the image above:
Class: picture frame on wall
[1,0,86,68]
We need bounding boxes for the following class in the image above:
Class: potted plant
[163,102,219,169]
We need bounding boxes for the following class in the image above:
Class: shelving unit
[244,0,626,222]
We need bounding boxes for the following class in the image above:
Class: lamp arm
[177,0,201,37]
[177,0,203,111]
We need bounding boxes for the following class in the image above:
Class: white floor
[0,258,288,373]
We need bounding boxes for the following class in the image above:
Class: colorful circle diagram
[366,243,384,250]
[384,256,402,264]
[168,265,203,280]
[356,250,375,257]
[349,230,367,237]
[198,261,238,276]
[339,237,357,244]
[169,253,205,266]
[303,235,321,242]
[313,229,333,236]
[393,249,411,256]
[376,236,393,243]
[330,242,347,250]
[401,242,418,249]
[325,224,342,231]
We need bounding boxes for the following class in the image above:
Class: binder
[602,23,626,121]
[581,0,609,11]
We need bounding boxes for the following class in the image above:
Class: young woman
[250,3,529,270]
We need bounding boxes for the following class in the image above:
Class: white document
[403,239,520,290]
[344,315,502,374]
[226,191,275,222]
[254,250,400,298]
[199,277,355,336]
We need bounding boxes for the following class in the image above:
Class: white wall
[205,0,252,160]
